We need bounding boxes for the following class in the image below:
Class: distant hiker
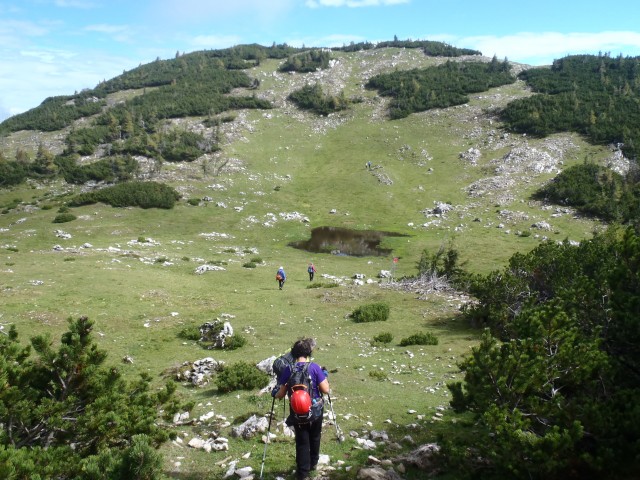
[366,160,372,170]
[276,266,286,290]
[272,338,329,480]
[307,263,316,281]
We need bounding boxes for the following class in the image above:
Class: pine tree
[0,316,181,478]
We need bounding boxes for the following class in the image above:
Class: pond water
[289,226,408,257]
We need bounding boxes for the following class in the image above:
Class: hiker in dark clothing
[273,338,329,480]
[307,263,316,281]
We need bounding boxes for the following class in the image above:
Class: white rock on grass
[195,264,226,274]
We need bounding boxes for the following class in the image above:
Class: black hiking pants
[293,417,322,479]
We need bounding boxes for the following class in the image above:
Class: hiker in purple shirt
[273,338,329,480]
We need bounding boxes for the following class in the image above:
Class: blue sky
[1,0,640,121]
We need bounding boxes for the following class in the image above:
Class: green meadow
[0,48,609,478]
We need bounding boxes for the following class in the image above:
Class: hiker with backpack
[307,262,316,281]
[272,338,329,480]
[276,266,286,290]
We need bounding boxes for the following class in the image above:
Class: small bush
[369,370,388,381]
[351,302,390,323]
[215,361,270,393]
[155,256,169,264]
[372,332,394,345]
[187,198,200,206]
[138,236,148,243]
[58,205,70,213]
[399,331,439,346]
[250,257,262,263]
[68,181,181,209]
[53,213,77,223]
[178,325,201,341]
[223,334,247,350]
[6,246,19,252]
[242,262,257,268]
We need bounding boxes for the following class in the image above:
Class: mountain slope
[0,44,626,479]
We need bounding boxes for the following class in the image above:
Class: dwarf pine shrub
[68,181,180,209]
[372,332,394,345]
[369,370,388,381]
[222,334,247,350]
[399,331,439,346]
[215,361,270,393]
[178,325,201,341]
[53,212,77,223]
[351,302,390,323]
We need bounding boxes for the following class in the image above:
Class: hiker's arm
[274,384,287,399]
[318,378,330,395]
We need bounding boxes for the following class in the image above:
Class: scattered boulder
[431,202,453,215]
[531,221,552,230]
[459,147,481,165]
[188,435,229,452]
[356,466,403,480]
[256,356,277,375]
[177,357,225,386]
[195,264,226,274]
[394,443,441,471]
[200,320,234,348]
[231,415,269,439]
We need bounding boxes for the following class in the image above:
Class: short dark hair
[291,338,313,359]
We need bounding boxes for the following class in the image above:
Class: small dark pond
[289,226,409,257]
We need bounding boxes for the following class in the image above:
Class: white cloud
[0,19,50,38]
[453,31,640,66]
[84,24,133,42]
[306,0,409,7]
[0,48,137,120]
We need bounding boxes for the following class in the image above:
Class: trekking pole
[259,396,276,480]
[326,392,344,443]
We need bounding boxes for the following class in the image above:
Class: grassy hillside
[0,46,617,479]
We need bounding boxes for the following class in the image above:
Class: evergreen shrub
[372,332,394,345]
[223,334,247,350]
[399,331,439,346]
[369,370,388,381]
[53,213,77,223]
[351,302,390,323]
[215,361,270,393]
[68,181,181,209]
[178,325,201,341]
